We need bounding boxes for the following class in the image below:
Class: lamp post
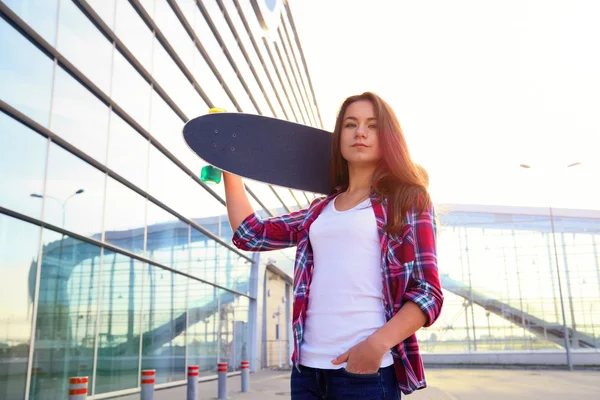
[519,162,580,371]
[31,189,85,229]
[30,189,84,375]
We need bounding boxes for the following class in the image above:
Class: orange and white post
[141,369,156,400]
[68,376,88,400]
[241,360,250,392]
[187,365,199,400]
[217,362,228,399]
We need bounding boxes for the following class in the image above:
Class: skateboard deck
[183,112,332,195]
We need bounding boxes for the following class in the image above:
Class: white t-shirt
[299,195,394,369]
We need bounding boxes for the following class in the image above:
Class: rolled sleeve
[402,205,444,327]
[231,207,309,251]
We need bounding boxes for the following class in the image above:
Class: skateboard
[183,110,332,195]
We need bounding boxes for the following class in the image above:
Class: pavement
[115,367,600,399]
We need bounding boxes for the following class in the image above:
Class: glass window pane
[51,67,110,164]
[245,181,285,213]
[229,294,249,371]
[147,146,226,224]
[267,39,304,123]
[149,90,201,174]
[146,202,189,272]
[234,0,294,119]
[111,51,151,129]
[45,143,105,239]
[272,186,300,211]
[151,38,208,118]
[216,289,242,371]
[0,215,41,399]
[0,19,54,126]
[191,7,255,113]
[114,0,153,72]
[56,0,113,94]
[3,0,59,46]
[187,280,218,376]
[221,0,284,118]
[94,251,143,394]
[189,230,249,293]
[106,111,149,191]
[203,0,270,115]
[171,0,238,112]
[87,0,116,31]
[137,0,155,18]
[103,178,146,255]
[191,49,237,112]
[154,1,194,70]
[141,267,187,384]
[0,113,48,220]
[30,229,101,399]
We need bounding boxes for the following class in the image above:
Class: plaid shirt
[232,188,443,394]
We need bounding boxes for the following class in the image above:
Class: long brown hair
[329,92,430,235]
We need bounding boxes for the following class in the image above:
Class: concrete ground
[116,367,600,399]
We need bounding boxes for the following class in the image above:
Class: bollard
[240,361,249,392]
[141,369,156,400]
[217,362,228,399]
[187,365,199,400]
[68,376,88,400]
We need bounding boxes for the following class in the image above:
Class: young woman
[225,92,443,399]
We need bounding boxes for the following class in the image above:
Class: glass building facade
[422,205,600,356]
[0,0,319,398]
[1,0,599,399]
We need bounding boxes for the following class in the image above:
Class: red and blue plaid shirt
[232,188,443,394]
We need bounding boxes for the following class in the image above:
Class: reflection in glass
[291,189,311,208]
[106,111,149,191]
[234,0,294,118]
[187,280,218,376]
[141,267,187,384]
[44,143,105,239]
[86,0,116,31]
[217,290,248,372]
[103,178,146,255]
[114,0,153,71]
[51,67,109,164]
[0,215,41,400]
[189,229,250,294]
[0,113,47,221]
[190,6,255,113]
[56,0,113,94]
[272,186,300,211]
[147,145,227,224]
[30,229,101,399]
[230,295,250,371]
[245,181,285,212]
[95,252,143,394]
[221,0,284,117]
[111,51,152,129]
[149,90,201,174]
[0,19,54,127]
[154,1,194,70]
[3,0,58,46]
[151,38,208,118]
[202,0,270,115]
[146,201,189,272]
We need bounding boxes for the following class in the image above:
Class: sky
[289,0,600,210]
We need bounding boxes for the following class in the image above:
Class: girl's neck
[346,163,376,194]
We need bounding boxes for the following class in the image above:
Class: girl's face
[340,100,382,167]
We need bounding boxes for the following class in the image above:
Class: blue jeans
[290,364,401,400]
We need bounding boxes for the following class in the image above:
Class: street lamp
[520,162,580,371]
[30,189,85,228]
[29,188,84,376]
